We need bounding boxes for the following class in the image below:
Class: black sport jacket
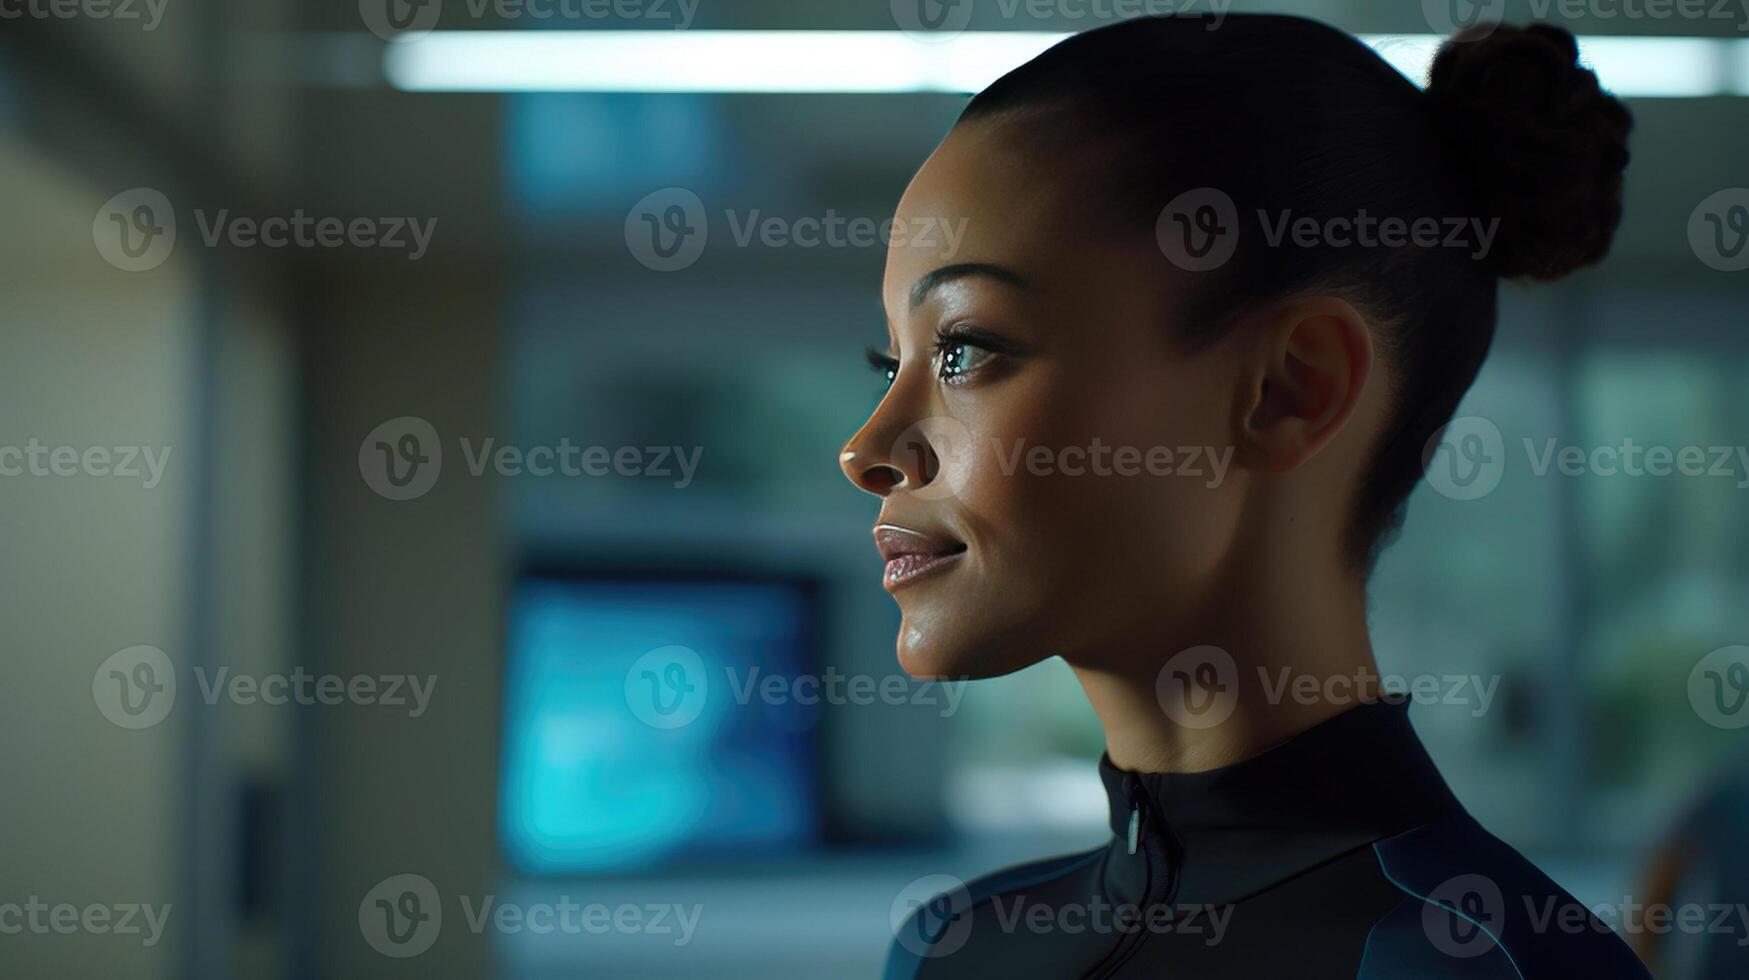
[887,698,1649,978]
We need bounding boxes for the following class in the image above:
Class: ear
[1235,297,1374,473]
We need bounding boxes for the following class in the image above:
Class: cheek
[944,366,1241,639]
[973,451,1236,583]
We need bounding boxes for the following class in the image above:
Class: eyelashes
[865,347,899,386]
[934,322,1018,356]
[866,324,1018,388]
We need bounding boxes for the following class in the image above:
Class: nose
[839,403,941,497]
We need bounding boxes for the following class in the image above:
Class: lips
[873,523,967,592]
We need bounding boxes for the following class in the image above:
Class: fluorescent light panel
[384,30,1747,97]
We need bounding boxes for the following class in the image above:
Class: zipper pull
[1123,773,1145,855]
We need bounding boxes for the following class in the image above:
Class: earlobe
[1237,298,1374,473]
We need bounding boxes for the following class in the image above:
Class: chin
[893,614,1052,682]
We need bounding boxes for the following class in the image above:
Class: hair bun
[1426,23,1632,281]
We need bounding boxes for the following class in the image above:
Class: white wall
[0,139,196,980]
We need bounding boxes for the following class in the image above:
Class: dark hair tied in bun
[1427,24,1633,281]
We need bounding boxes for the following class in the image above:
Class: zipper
[1082,773,1177,979]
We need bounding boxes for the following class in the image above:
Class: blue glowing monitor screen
[501,574,819,873]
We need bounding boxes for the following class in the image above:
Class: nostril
[840,421,941,497]
[860,462,906,495]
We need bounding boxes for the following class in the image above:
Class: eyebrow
[908,262,1027,310]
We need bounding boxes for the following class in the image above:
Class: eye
[865,347,899,389]
[866,325,1017,390]
[933,323,1015,385]
[936,341,995,383]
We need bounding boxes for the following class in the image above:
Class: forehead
[881,118,1133,314]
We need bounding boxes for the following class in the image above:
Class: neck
[1068,556,1380,774]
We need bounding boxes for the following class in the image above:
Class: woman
[839,14,1647,979]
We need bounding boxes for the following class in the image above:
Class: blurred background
[3,0,1748,977]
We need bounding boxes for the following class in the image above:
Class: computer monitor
[500,568,821,873]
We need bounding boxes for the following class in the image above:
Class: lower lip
[883,550,965,591]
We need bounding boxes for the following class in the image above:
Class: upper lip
[873,523,966,561]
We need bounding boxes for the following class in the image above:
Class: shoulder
[1360,810,1650,979]
[883,845,1107,980]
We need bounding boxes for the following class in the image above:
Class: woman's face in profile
[841,118,1251,681]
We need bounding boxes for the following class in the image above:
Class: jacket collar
[1097,696,1461,906]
